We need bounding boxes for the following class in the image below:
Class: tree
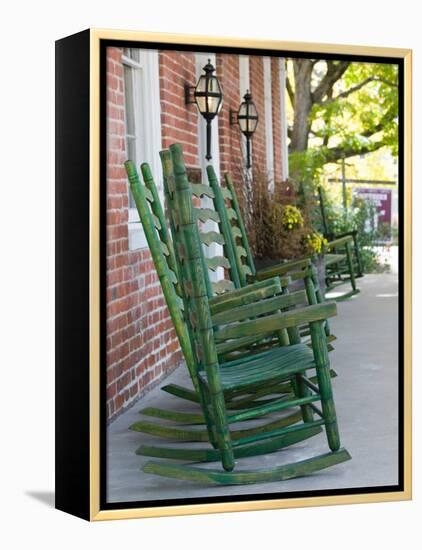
[286,59,399,181]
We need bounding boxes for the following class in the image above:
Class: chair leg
[310,321,341,452]
[204,383,235,471]
[345,241,357,293]
[292,373,314,424]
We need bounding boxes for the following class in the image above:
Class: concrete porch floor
[107,273,399,504]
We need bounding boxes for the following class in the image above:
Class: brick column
[249,56,267,178]
[159,51,199,169]
[216,53,244,190]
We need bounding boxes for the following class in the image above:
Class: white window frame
[263,57,274,187]
[279,58,289,181]
[122,49,162,250]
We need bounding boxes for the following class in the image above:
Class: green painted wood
[211,290,307,326]
[160,384,200,403]
[130,410,303,442]
[214,302,337,342]
[170,143,234,471]
[124,160,199,392]
[206,165,242,288]
[194,207,220,223]
[209,277,282,314]
[142,448,351,485]
[191,182,215,198]
[256,258,311,280]
[136,425,322,461]
[233,418,326,447]
[224,173,257,278]
[200,230,226,246]
[326,234,354,249]
[126,145,349,484]
[206,256,231,271]
[139,407,205,424]
[212,279,236,294]
[228,394,320,423]
[202,343,316,392]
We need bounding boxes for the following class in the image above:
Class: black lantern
[230,90,259,169]
[185,60,223,161]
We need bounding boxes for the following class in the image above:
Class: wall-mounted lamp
[185,59,223,161]
[230,90,259,169]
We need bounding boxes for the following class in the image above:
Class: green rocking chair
[134,143,351,484]
[125,161,320,446]
[318,185,364,291]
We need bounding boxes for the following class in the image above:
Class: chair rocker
[139,143,350,485]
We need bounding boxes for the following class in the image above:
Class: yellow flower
[282,205,303,230]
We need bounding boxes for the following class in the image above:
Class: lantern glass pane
[248,103,258,117]
[206,95,219,114]
[195,95,207,113]
[238,117,248,133]
[196,75,207,93]
[238,102,248,117]
[247,117,259,133]
[207,77,221,94]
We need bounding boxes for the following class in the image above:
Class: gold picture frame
[55,28,412,521]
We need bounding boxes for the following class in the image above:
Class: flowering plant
[305,232,328,255]
[281,205,304,230]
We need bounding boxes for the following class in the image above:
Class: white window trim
[279,58,289,181]
[263,57,274,188]
[122,50,162,250]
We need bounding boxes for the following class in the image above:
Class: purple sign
[354,187,392,226]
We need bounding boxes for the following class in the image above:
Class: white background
[0,1,420,548]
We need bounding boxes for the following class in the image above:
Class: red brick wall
[106,47,182,422]
[159,51,199,169]
[105,48,288,421]
[271,57,283,183]
[216,53,244,189]
[249,56,267,178]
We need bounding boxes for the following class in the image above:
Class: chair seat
[324,253,347,266]
[198,343,316,392]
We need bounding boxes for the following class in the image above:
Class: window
[122,48,162,250]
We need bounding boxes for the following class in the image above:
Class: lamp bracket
[229,109,238,126]
[184,84,196,105]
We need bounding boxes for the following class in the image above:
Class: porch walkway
[107,272,399,504]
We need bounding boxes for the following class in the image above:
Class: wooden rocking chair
[125,161,320,446]
[318,185,364,288]
[137,143,350,484]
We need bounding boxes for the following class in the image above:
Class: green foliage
[320,188,391,273]
[288,60,399,183]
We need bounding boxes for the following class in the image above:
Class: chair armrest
[209,277,290,315]
[214,302,337,342]
[332,229,358,239]
[212,290,307,326]
[255,257,312,280]
[326,235,354,250]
